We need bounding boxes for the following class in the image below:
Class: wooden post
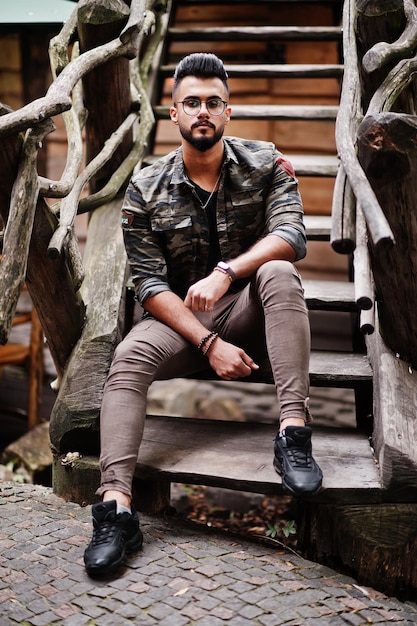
[298,500,417,601]
[357,113,417,367]
[50,0,135,459]
[78,0,133,193]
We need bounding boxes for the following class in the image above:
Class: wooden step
[304,214,332,240]
[135,418,381,502]
[169,26,342,42]
[186,350,371,388]
[142,154,337,177]
[304,279,356,311]
[161,63,344,79]
[289,154,338,177]
[154,104,339,121]
[309,350,372,386]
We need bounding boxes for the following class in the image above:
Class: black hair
[172,53,229,98]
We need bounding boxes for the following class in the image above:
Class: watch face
[218,261,228,270]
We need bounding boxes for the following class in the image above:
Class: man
[84,52,323,577]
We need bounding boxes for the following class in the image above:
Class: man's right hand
[206,336,259,380]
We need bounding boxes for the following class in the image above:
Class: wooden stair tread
[288,154,338,176]
[154,104,339,121]
[309,350,372,385]
[143,153,337,178]
[304,278,356,311]
[161,64,344,79]
[169,26,342,41]
[304,214,332,239]
[136,418,381,502]
[184,350,371,387]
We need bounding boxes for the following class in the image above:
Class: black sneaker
[84,500,143,576]
[273,426,323,496]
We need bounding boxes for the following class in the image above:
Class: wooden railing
[0,0,168,376]
[333,0,417,363]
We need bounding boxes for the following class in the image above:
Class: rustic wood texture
[51,421,381,509]
[49,198,128,455]
[0,106,85,375]
[134,419,381,502]
[330,166,356,254]
[298,501,417,600]
[335,0,394,249]
[303,279,356,311]
[169,26,342,41]
[0,104,22,223]
[162,63,344,79]
[303,215,332,240]
[0,120,54,344]
[366,318,417,494]
[353,205,373,311]
[358,112,417,367]
[356,0,411,113]
[78,0,133,193]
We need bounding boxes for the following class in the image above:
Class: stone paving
[1,483,417,626]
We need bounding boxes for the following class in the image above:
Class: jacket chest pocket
[229,189,265,231]
[151,215,196,260]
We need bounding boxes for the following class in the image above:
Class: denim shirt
[121,136,306,305]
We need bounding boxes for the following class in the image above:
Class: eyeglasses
[174,98,228,116]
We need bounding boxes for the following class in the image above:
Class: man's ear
[224,105,232,125]
[170,106,179,125]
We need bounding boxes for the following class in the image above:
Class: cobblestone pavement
[1,484,417,625]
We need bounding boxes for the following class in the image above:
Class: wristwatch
[215,261,237,282]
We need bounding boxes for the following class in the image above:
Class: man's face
[170,76,231,152]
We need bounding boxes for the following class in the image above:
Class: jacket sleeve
[121,182,173,305]
[265,151,307,261]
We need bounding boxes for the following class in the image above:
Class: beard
[179,123,224,152]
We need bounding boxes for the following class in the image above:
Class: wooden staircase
[126,0,376,499]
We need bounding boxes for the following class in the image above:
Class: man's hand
[184,270,230,312]
[206,336,259,380]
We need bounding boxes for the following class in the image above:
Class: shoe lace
[286,444,312,469]
[92,521,118,546]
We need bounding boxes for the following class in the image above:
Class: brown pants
[98,260,311,497]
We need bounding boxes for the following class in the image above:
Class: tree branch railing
[333,0,417,333]
[0,0,166,348]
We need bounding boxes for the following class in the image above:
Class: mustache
[191,121,215,130]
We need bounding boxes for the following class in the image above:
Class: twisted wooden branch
[48,111,138,258]
[336,0,394,250]
[39,43,86,199]
[362,0,417,74]
[0,119,54,343]
[0,24,144,138]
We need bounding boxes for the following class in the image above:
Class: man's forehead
[175,75,228,99]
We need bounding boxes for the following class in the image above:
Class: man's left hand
[184,271,231,312]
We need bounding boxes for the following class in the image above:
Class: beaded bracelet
[202,333,218,356]
[197,331,216,352]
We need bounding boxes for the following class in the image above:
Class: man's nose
[197,101,210,116]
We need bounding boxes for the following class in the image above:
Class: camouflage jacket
[121,136,306,305]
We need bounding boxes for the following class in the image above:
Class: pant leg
[97,317,210,497]
[98,260,310,497]
[216,260,311,424]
